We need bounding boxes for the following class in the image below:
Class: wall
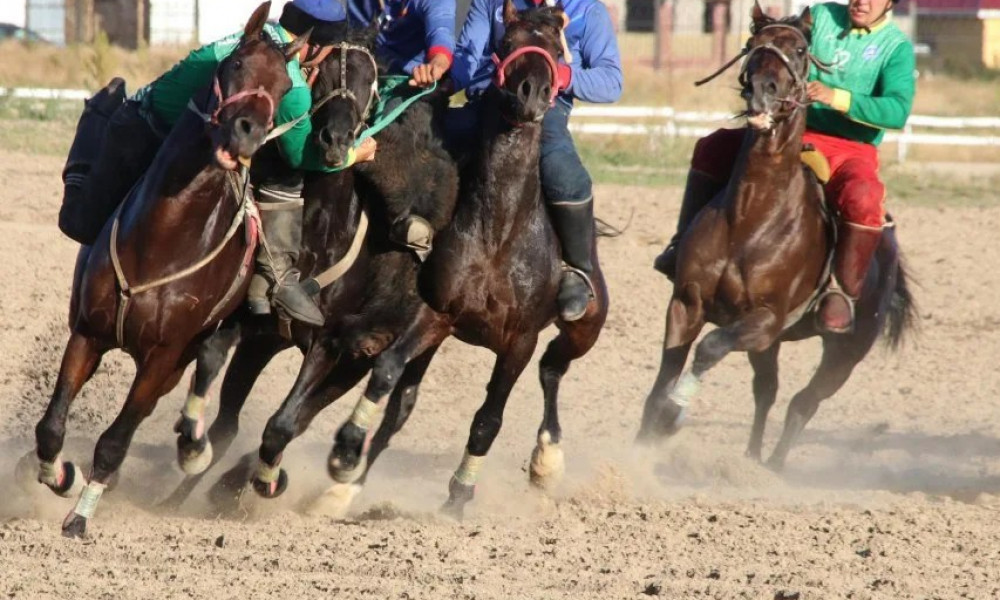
[917,15,984,69]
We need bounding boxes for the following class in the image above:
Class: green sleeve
[844,42,915,131]
[150,37,239,127]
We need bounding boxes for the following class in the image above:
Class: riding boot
[251,192,325,327]
[652,169,726,279]
[549,199,596,322]
[817,222,883,333]
[59,77,127,242]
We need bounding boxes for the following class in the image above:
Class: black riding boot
[549,199,596,322]
[652,169,725,279]
[251,188,325,327]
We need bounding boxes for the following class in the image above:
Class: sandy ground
[2,149,1000,599]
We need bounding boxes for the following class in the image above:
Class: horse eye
[232,59,243,70]
[796,47,806,56]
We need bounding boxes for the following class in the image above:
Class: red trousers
[690,128,886,227]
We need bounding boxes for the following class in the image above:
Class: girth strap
[302,208,369,294]
[110,167,255,348]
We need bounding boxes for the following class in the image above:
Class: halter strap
[310,42,380,137]
[188,74,277,130]
[492,45,560,106]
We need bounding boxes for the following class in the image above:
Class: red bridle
[491,46,560,106]
[206,74,277,129]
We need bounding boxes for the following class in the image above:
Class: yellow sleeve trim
[343,147,358,168]
[831,88,852,113]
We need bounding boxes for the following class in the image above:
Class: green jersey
[133,22,339,172]
[806,2,916,146]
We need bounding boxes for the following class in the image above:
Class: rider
[345,0,457,255]
[58,0,377,327]
[653,0,915,333]
[449,0,623,322]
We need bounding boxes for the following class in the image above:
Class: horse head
[493,0,566,124]
[210,1,309,170]
[737,3,820,132]
[310,24,380,168]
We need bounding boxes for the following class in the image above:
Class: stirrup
[561,265,597,300]
[814,280,856,334]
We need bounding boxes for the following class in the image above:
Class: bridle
[188,40,283,130]
[695,23,831,112]
[492,45,560,106]
[308,42,380,136]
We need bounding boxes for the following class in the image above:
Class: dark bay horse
[23,2,308,537]
[282,1,609,518]
[637,6,915,469]
[162,29,384,502]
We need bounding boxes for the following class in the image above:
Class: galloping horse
[24,3,307,537]
[164,26,382,505]
[280,0,609,518]
[637,6,915,469]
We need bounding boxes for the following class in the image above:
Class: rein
[492,45,560,106]
[694,24,831,110]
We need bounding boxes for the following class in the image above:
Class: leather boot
[251,190,325,327]
[549,199,596,322]
[652,169,725,279]
[817,222,883,333]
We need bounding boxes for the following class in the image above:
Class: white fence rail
[4,88,999,163]
[570,106,1000,163]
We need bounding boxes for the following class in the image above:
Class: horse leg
[327,312,449,485]
[250,347,371,499]
[162,331,287,509]
[746,343,781,462]
[62,351,185,538]
[308,344,441,518]
[766,337,864,471]
[636,295,704,441]
[28,333,104,498]
[443,334,538,520]
[174,324,240,475]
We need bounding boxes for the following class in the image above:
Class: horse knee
[369,354,407,399]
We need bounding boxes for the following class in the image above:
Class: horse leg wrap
[255,459,280,484]
[71,480,107,520]
[349,396,383,431]
[453,451,485,487]
[38,455,63,487]
[529,431,565,488]
[668,371,701,408]
[181,393,209,439]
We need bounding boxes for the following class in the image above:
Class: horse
[22,2,309,538]
[162,25,385,504]
[254,0,609,519]
[636,6,916,470]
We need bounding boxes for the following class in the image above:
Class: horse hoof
[441,476,474,521]
[61,512,88,539]
[328,452,367,484]
[528,434,565,490]
[251,468,288,499]
[178,439,214,476]
[764,455,786,473]
[306,483,362,518]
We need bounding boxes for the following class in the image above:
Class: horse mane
[347,23,379,51]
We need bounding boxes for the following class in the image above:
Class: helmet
[280,0,348,45]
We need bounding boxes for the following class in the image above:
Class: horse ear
[750,1,771,32]
[503,0,519,26]
[799,6,814,35]
[285,28,311,62]
[244,1,271,40]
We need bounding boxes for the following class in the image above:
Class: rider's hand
[409,54,451,88]
[356,137,377,163]
[806,81,835,106]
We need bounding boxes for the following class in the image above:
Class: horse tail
[883,252,917,351]
[595,208,634,239]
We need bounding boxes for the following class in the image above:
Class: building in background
[899,0,1000,69]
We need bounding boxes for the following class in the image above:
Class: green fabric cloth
[806,2,916,146]
[132,23,341,172]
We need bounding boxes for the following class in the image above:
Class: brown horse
[161,27,384,507]
[23,3,307,537]
[636,8,915,469]
[297,1,609,518]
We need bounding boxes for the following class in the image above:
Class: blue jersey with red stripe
[346,0,456,74]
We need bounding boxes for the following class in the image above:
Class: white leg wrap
[181,393,208,421]
[454,452,485,487]
[668,371,701,408]
[255,460,280,484]
[349,396,383,430]
[73,481,107,519]
[39,455,62,486]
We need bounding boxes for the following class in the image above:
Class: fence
[569,106,1000,163]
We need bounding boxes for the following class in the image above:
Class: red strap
[492,45,560,105]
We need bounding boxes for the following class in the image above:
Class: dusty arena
[1,148,999,599]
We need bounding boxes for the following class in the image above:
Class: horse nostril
[541,85,551,99]
[236,117,253,137]
[319,126,334,147]
[766,80,778,95]
[519,79,532,100]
